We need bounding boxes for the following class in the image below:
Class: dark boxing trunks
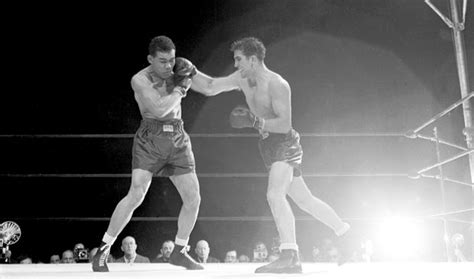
[132,118,195,176]
[258,129,303,177]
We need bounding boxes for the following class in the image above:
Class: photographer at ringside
[73,243,90,263]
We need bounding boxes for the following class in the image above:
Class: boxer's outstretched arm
[191,70,241,96]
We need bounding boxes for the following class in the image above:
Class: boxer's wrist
[253,116,265,131]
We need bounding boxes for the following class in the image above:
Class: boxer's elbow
[278,118,292,133]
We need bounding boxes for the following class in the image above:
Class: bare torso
[237,70,287,120]
[133,66,181,120]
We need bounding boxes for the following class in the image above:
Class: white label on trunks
[163,125,174,132]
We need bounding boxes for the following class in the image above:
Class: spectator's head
[73,242,89,263]
[195,240,210,260]
[253,241,268,262]
[161,240,175,259]
[254,241,267,252]
[121,236,138,258]
[49,254,61,264]
[74,243,85,250]
[224,250,238,263]
[451,233,465,248]
[327,246,340,262]
[238,254,250,263]
[61,250,75,263]
[321,238,334,250]
[19,255,33,264]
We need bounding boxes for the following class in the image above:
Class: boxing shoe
[169,244,204,270]
[92,242,110,272]
[255,249,302,274]
[337,228,360,266]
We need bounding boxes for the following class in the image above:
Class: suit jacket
[194,255,220,263]
[152,255,170,263]
[116,254,150,263]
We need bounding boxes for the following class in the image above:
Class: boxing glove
[229,106,265,130]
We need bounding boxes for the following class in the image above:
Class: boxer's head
[148,35,176,79]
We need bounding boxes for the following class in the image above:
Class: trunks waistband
[141,118,184,133]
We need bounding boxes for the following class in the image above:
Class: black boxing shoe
[337,228,359,266]
[92,242,110,272]
[169,245,204,270]
[255,249,302,274]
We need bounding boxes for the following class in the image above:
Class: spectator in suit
[49,254,61,264]
[252,241,268,262]
[193,240,219,263]
[224,250,238,263]
[238,254,250,263]
[116,236,150,263]
[153,240,175,263]
[18,255,33,264]
[62,250,75,263]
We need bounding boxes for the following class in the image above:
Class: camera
[73,248,89,263]
[253,250,267,262]
[271,237,281,255]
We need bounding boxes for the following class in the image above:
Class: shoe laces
[99,245,110,266]
[179,245,190,254]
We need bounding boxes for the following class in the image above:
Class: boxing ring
[1,262,474,279]
[1,1,473,278]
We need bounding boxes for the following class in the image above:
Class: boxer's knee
[126,188,146,208]
[182,189,201,211]
[266,188,286,208]
[126,169,152,207]
[126,182,149,208]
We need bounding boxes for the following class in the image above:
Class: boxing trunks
[258,128,303,176]
[132,118,195,176]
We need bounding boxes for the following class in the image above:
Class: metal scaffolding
[425,0,473,183]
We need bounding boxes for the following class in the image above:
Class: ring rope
[0,132,406,139]
[0,172,409,178]
[0,132,466,154]
[4,212,471,223]
[2,172,472,188]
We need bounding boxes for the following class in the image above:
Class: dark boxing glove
[229,106,265,130]
[172,57,197,97]
[174,57,197,77]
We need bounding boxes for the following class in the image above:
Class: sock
[102,232,116,246]
[175,237,189,247]
[280,243,299,251]
[335,222,351,237]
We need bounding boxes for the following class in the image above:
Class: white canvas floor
[1,262,473,279]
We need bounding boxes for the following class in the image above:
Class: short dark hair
[230,37,266,61]
[148,35,176,56]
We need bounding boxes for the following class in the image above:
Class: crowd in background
[3,231,471,264]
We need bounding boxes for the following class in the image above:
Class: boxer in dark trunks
[190,37,356,273]
[92,35,203,272]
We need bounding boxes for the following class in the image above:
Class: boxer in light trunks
[189,37,356,273]
[92,35,203,272]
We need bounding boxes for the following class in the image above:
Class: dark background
[1,0,472,262]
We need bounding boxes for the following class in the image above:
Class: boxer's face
[148,50,175,79]
[233,50,253,79]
